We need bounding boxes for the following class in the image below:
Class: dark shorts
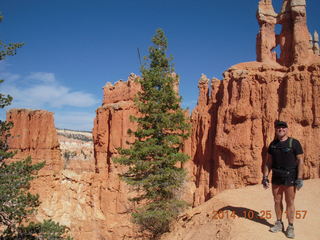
[272,168,297,186]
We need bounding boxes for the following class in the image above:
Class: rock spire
[257,0,319,66]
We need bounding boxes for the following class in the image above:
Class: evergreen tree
[0,15,72,240]
[114,29,190,237]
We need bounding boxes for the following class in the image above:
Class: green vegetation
[57,131,92,142]
[114,29,190,238]
[0,15,72,240]
[63,151,77,162]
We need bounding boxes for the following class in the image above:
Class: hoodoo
[5,0,320,239]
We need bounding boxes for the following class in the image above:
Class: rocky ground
[161,179,320,240]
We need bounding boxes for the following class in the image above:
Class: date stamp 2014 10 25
[211,210,308,220]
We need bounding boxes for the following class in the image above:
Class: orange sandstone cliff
[190,0,320,206]
[6,109,137,240]
[190,62,320,206]
[5,0,320,239]
[6,109,62,173]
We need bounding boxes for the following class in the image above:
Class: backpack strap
[288,137,293,149]
[270,137,293,149]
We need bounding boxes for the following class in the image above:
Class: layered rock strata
[57,129,95,173]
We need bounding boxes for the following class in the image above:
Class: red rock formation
[257,0,320,66]
[92,72,188,237]
[94,74,139,172]
[277,0,294,66]
[290,0,313,64]
[102,73,140,105]
[256,0,277,64]
[4,1,320,239]
[190,0,320,206]
[6,109,62,173]
[92,73,141,238]
[190,61,320,206]
[5,108,138,239]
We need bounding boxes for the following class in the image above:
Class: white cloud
[1,70,99,130]
[1,71,98,109]
[0,61,21,82]
[27,72,56,83]
[0,72,21,82]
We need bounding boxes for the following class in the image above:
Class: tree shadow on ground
[216,206,273,227]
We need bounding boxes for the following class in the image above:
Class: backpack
[270,137,293,153]
[271,137,297,174]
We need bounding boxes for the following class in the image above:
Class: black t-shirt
[268,137,303,170]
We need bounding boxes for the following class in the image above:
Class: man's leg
[284,185,296,224]
[270,184,285,232]
[284,185,296,238]
[272,184,284,221]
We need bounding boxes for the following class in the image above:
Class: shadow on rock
[215,206,273,227]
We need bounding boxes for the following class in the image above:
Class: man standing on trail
[262,121,304,239]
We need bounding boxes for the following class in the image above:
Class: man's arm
[297,154,304,179]
[262,153,272,189]
[263,153,272,178]
[295,154,304,190]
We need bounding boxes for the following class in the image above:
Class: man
[262,121,304,239]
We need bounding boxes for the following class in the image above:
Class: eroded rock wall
[92,74,141,239]
[4,1,320,238]
[189,0,320,206]
[256,0,318,66]
[190,62,320,206]
[6,109,62,173]
[5,109,137,240]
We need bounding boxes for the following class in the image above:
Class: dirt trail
[161,179,320,240]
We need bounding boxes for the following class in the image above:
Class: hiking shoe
[269,220,284,233]
[285,225,295,238]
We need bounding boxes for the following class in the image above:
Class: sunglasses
[276,126,287,129]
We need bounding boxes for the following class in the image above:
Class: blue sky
[1,0,319,131]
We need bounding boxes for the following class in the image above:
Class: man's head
[275,121,288,139]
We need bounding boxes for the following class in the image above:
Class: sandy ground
[216,179,320,240]
[162,179,320,240]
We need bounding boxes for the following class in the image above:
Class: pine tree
[114,29,190,237]
[0,15,72,240]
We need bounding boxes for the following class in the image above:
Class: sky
[1,0,319,131]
